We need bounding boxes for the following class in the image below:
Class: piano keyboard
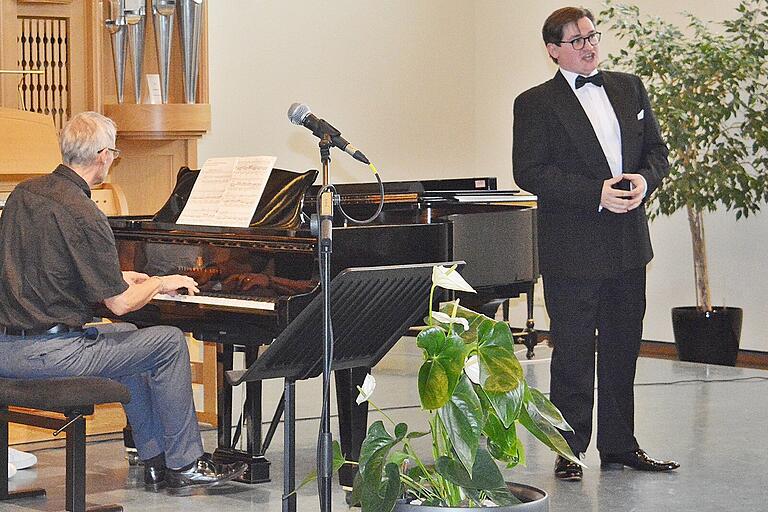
[153,292,277,311]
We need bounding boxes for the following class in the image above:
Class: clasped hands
[600,173,645,214]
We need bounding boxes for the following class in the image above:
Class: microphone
[287,103,370,164]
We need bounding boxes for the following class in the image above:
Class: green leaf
[527,387,572,431]
[358,421,403,480]
[385,450,410,467]
[349,471,363,507]
[417,327,466,410]
[434,456,474,489]
[484,411,524,466]
[519,389,579,465]
[476,320,524,394]
[485,485,522,507]
[360,462,402,512]
[483,380,525,429]
[437,374,483,473]
[469,446,506,490]
[435,448,520,506]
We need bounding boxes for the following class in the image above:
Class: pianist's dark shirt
[0,165,128,330]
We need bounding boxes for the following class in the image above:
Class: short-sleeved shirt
[0,165,128,330]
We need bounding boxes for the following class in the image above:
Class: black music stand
[226,262,456,512]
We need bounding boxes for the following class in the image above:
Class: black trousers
[543,267,646,456]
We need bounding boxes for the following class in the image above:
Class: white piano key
[153,293,276,311]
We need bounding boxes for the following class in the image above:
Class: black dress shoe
[555,455,583,481]
[600,449,680,471]
[166,457,248,495]
[144,464,166,491]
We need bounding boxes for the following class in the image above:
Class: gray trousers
[0,322,204,469]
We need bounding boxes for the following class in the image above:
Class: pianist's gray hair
[60,111,117,167]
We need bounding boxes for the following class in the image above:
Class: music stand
[227,262,458,512]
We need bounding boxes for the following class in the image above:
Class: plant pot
[671,306,742,366]
[394,482,548,511]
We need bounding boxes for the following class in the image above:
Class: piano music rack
[226,261,459,512]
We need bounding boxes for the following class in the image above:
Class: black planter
[671,306,743,366]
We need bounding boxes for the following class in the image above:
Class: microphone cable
[315,162,385,225]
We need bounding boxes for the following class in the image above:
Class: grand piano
[104,168,538,487]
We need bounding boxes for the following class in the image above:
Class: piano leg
[213,343,271,483]
[334,366,370,489]
[216,344,234,450]
[523,282,537,359]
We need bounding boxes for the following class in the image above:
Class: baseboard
[512,327,768,371]
[639,339,768,370]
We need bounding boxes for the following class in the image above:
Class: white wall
[200,1,768,352]
[201,0,476,183]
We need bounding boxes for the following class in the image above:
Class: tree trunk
[686,205,712,311]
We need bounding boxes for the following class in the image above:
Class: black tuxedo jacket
[513,70,669,279]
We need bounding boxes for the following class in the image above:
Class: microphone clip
[313,119,342,141]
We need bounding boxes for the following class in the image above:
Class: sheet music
[176,156,277,227]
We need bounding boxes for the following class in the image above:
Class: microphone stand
[316,133,334,512]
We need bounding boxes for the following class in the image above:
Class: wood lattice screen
[17,16,69,129]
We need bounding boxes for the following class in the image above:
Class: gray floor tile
[4,346,767,511]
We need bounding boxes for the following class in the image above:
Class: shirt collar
[53,164,92,198]
[559,68,600,93]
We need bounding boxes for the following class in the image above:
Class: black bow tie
[575,72,604,89]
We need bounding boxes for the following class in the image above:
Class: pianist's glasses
[98,147,121,158]
[558,31,601,50]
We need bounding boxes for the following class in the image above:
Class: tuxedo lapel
[602,71,637,169]
[548,71,612,178]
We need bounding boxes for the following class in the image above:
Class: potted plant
[349,265,578,511]
[600,0,768,365]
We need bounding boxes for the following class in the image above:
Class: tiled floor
[4,343,768,511]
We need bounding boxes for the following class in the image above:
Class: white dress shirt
[560,68,623,178]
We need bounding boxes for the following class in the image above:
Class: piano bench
[0,377,130,512]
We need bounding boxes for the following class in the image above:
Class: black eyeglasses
[98,147,121,158]
[558,31,601,50]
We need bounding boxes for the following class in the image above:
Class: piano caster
[125,448,142,466]
[212,448,271,484]
[513,328,538,360]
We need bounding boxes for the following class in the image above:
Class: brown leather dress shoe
[600,449,680,471]
[555,455,583,481]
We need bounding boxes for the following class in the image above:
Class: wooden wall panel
[1,0,210,215]
[109,139,186,215]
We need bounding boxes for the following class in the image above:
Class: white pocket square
[637,109,645,120]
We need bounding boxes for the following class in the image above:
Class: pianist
[0,111,247,494]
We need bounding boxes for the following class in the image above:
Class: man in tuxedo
[512,6,678,480]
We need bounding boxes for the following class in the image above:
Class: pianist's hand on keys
[153,274,199,296]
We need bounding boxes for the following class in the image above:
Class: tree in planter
[600,0,768,311]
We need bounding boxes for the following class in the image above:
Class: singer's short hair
[542,7,595,64]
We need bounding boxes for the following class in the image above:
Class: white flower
[464,355,480,384]
[432,265,476,293]
[355,373,376,405]
[431,311,470,331]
